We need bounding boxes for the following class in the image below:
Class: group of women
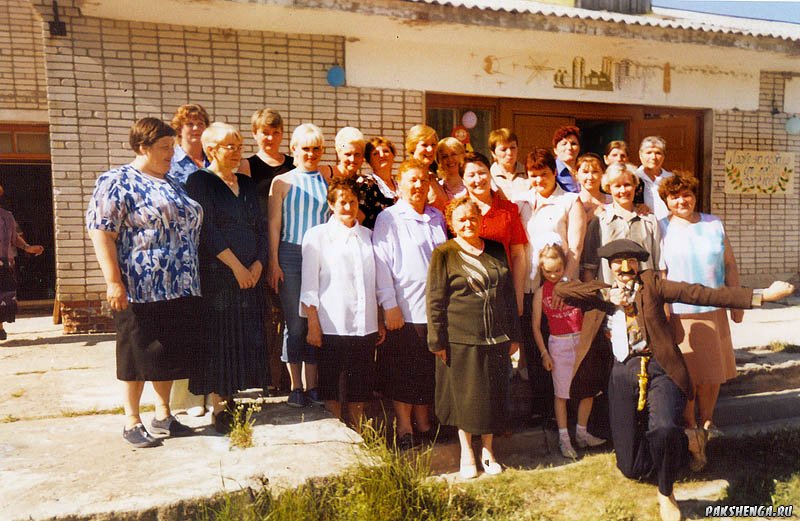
[87,109,741,482]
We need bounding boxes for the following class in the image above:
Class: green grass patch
[768,340,800,353]
[197,428,800,521]
[229,402,261,449]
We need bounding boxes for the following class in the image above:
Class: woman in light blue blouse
[659,171,741,472]
[87,117,203,448]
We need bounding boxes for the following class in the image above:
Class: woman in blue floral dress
[87,117,203,448]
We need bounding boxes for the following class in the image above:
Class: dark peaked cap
[597,239,650,262]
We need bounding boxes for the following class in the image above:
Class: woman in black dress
[427,197,521,479]
[186,122,269,433]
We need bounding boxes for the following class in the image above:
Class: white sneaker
[559,439,578,459]
[576,431,606,448]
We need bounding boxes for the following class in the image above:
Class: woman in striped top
[268,123,331,408]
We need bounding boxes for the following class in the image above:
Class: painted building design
[1,0,799,332]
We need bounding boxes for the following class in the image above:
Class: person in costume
[554,238,794,521]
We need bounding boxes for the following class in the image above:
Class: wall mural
[553,57,614,91]
[475,52,736,97]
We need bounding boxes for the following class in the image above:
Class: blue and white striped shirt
[280,168,330,245]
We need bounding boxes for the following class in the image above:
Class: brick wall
[29,0,423,332]
[710,71,800,282]
[0,0,47,111]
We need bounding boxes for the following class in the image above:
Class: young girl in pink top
[532,239,606,458]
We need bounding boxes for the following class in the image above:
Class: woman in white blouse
[300,177,384,430]
[515,148,586,289]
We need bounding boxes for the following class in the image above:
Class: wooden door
[510,114,574,156]
[630,114,702,208]
[629,115,700,174]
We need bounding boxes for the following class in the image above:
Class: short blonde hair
[290,123,325,151]
[435,137,466,178]
[602,162,639,193]
[488,128,518,152]
[250,108,283,133]
[405,124,438,156]
[201,122,242,151]
[334,127,366,154]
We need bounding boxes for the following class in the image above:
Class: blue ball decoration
[327,65,345,87]
[785,116,800,136]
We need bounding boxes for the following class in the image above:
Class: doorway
[0,125,55,302]
[427,93,704,209]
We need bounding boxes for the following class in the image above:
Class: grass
[58,404,155,418]
[2,404,156,423]
[200,424,521,521]
[197,427,800,521]
[10,388,25,398]
[767,340,800,353]
[229,401,261,449]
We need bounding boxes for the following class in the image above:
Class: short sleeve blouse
[661,213,727,314]
[86,164,203,303]
[479,196,528,263]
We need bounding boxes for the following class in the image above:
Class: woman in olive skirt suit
[427,197,521,479]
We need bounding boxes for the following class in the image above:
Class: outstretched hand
[763,281,795,302]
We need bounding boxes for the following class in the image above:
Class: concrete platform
[2,296,800,521]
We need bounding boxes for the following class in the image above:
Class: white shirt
[373,200,447,324]
[515,186,579,292]
[300,218,378,336]
[636,166,673,220]
[490,161,529,200]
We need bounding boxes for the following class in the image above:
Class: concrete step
[713,388,800,427]
[723,348,800,397]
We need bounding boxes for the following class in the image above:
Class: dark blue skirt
[190,267,270,396]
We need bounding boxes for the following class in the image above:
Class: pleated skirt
[190,268,270,396]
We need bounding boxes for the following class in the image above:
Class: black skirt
[114,296,200,381]
[189,267,270,397]
[385,323,435,405]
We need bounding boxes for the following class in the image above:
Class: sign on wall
[724,150,795,195]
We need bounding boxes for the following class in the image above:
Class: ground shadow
[3,332,115,348]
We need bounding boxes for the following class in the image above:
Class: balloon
[327,65,345,87]
[786,116,800,135]
[462,111,478,129]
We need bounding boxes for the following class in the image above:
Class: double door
[427,94,704,208]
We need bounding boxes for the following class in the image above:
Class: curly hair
[444,196,480,235]
[170,104,210,133]
[552,125,581,149]
[658,170,698,203]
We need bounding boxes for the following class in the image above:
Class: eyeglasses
[216,144,243,152]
